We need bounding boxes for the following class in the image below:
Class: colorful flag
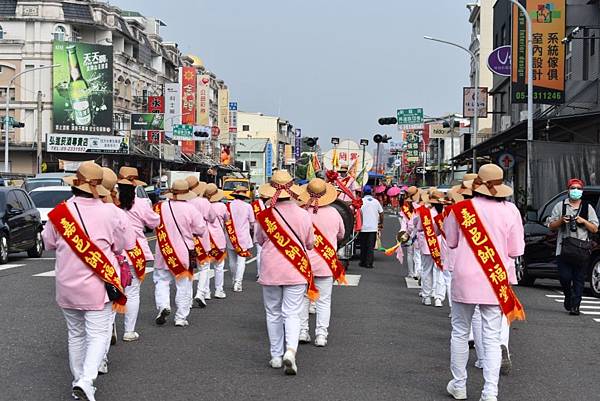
[332,149,339,170]
[306,155,316,180]
[348,158,358,177]
[312,154,321,172]
[355,166,367,186]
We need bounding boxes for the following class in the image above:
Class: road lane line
[545,294,597,300]
[594,319,600,323]
[334,274,361,286]
[553,299,600,305]
[246,257,257,264]
[405,277,421,289]
[580,311,600,315]
[0,264,25,271]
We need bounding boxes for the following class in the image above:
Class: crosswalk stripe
[553,299,600,305]
[578,305,600,309]
[246,257,257,264]
[405,277,421,289]
[545,294,598,301]
[581,311,600,315]
[594,319,600,323]
[334,274,361,287]
[0,264,25,272]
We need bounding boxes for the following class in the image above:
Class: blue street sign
[229,102,238,111]
[266,142,273,178]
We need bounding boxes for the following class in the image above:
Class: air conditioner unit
[501,116,512,131]
[520,110,528,122]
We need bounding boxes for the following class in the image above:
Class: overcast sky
[116,0,472,145]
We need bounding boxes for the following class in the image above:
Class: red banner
[208,234,226,262]
[313,225,347,285]
[181,66,196,124]
[193,236,210,264]
[401,201,413,220]
[126,240,147,282]
[418,206,443,270]
[225,203,252,257]
[181,140,196,155]
[154,202,193,280]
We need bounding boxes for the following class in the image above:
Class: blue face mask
[569,189,583,200]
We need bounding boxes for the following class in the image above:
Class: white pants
[255,243,262,277]
[406,245,416,277]
[208,258,225,292]
[124,264,141,333]
[62,302,113,387]
[195,262,210,297]
[421,255,445,300]
[300,276,334,337]
[227,248,246,284]
[153,268,192,321]
[450,302,503,399]
[413,246,422,278]
[262,284,306,358]
[472,307,511,364]
[442,269,452,307]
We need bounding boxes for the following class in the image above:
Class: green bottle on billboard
[67,45,91,126]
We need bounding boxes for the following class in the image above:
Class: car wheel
[0,234,8,264]
[516,256,535,286]
[589,258,600,298]
[27,231,43,258]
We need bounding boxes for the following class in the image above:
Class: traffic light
[442,120,460,128]
[193,130,209,138]
[373,134,391,144]
[12,121,24,128]
[305,137,318,147]
[378,117,397,125]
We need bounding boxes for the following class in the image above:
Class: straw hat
[451,173,478,196]
[165,179,196,201]
[185,176,206,197]
[464,164,513,198]
[204,183,225,203]
[298,178,338,211]
[446,188,464,204]
[406,186,420,202]
[258,170,301,203]
[427,189,446,204]
[101,167,118,203]
[64,161,110,198]
[117,166,146,186]
[231,185,251,199]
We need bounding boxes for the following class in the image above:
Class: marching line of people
[43,162,351,400]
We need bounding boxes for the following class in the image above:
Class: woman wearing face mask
[548,178,599,315]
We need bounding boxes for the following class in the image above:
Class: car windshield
[24,179,64,192]
[223,181,247,191]
[29,190,72,208]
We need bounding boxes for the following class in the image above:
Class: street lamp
[424,35,479,171]
[4,64,60,173]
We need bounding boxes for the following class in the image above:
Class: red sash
[193,236,210,264]
[126,240,147,282]
[48,202,127,313]
[252,199,264,217]
[256,207,319,301]
[453,200,526,323]
[154,202,193,280]
[418,206,443,270]
[434,213,446,239]
[208,234,226,262]
[401,202,413,220]
[225,203,252,257]
[313,224,347,285]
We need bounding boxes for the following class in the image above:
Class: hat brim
[297,183,338,207]
[165,191,197,201]
[464,180,513,198]
[448,190,465,203]
[258,183,301,199]
[190,182,207,197]
[64,175,111,197]
[207,189,225,203]
[117,178,146,187]
[452,184,473,196]
[231,192,251,200]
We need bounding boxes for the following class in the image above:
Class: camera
[566,216,578,232]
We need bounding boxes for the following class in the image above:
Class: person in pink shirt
[255,170,315,375]
[204,183,228,298]
[253,195,268,280]
[117,166,160,341]
[153,180,206,327]
[185,176,217,308]
[42,162,127,401]
[443,164,524,401]
[407,188,424,282]
[298,178,344,347]
[400,186,419,279]
[226,186,255,292]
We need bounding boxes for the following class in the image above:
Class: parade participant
[117,166,160,341]
[298,178,345,347]
[359,185,383,269]
[444,164,525,401]
[401,186,419,279]
[185,176,217,308]
[204,183,228,299]
[441,188,464,317]
[153,179,206,327]
[548,177,598,315]
[42,161,128,401]
[337,165,359,202]
[226,186,255,292]
[255,170,316,375]
[252,194,269,280]
[413,188,445,307]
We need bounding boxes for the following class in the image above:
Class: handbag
[559,202,592,266]
[168,201,197,272]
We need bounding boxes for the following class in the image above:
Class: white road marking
[0,264,25,272]
[580,311,600,315]
[553,299,600,305]
[545,294,598,301]
[246,257,257,264]
[334,274,361,287]
[405,277,421,289]
[23,257,56,261]
[594,319,600,323]
[545,294,600,321]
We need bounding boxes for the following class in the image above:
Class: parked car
[0,188,44,263]
[22,172,70,192]
[29,186,73,225]
[520,186,600,297]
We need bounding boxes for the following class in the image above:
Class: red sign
[181,67,197,125]
[147,131,164,144]
[181,140,195,155]
[148,96,164,113]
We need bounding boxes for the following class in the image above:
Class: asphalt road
[1,214,600,400]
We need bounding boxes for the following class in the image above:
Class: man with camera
[548,178,599,315]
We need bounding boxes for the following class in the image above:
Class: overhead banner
[52,41,113,134]
[181,67,197,124]
[48,133,128,154]
[164,83,181,133]
[512,0,565,104]
[197,75,210,126]
[131,113,165,130]
[463,87,488,118]
[218,89,229,141]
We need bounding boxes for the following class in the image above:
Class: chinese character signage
[197,75,210,126]
[164,83,181,133]
[229,101,238,134]
[172,124,194,140]
[48,133,128,154]
[294,129,302,160]
[218,89,229,141]
[52,41,113,134]
[180,67,197,124]
[266,142,273,178]
[180,140,196,155]
[131,113,165,130]
[147,96,164,143]
[406,132,420,163]
[397,108,424,130]
[463,87,488,118]
[511,0,565,104]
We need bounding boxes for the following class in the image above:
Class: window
[6,191,21,210]
[250,161,257,167]
[0,25,4,40]
[15,190,32,210]
[53,26,66,41]
[242,125,250,132]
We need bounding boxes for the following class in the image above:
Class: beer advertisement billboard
[52,41,113,133]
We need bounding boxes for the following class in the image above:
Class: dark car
[0,188,44,264]
[519,186,600,297]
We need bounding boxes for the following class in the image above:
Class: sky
[116,0,472,146]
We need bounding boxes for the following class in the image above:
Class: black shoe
[563,297,572,312]
[500,345,512,375]
[569,306,580,316]
[365,265,374,269]
[468,340,475,349]
[155,308,170,325]
[194,297,207,309]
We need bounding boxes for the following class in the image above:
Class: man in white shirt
[359,185,383,268]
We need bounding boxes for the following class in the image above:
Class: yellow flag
[332,149,339,170]
[306,155,316,180]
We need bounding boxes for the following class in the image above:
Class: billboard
[180,67,197,124]
[131,113,165,130]
[164,83,181,133]
[229,101,238,133]
[463,87,488,118]
[512,0,565,104]
[52,41,113,134]
[197,75,210,125]
[294,128,302,160]
[218,89,229,141]
[220,144,232,165]
[48,133,128,154]
[147,96,164,143]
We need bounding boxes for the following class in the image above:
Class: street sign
[463,87,488,118]
[393,159,402,167]
[397,108,424,130]
[498,152,515,170]
[429,124,450,139]
[487,45,511,77]
[172,124,193,140]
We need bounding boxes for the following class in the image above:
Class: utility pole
[437,137,441,186]
[36,91,43,174]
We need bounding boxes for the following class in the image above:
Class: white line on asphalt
[545,294,598,301]
[23,257,56,261]
[552,299,600,305]
[405,277,421,289]
[0,264,25,272]
[334,274,361,287]
[580,311,600,315]
[578,305,600,309]
[594,319,600,323]
[246,257,257,264]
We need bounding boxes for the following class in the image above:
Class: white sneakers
[314,335,327,347]
[233,281,243,292]
[283,350,297,375]
[97,358,108,375]
[299,330,311,344]
[422,297,432,306]
[174,319,189,327]
[269,357,283,369]
[446,381,467,400]
[123,332,140,342]
[72,380,96,401]
[308,302,316,315]
[155,308,170,325]
[204,291,212,300]
[434,298,443,307]
[214,290,227,299]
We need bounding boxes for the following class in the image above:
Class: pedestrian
[359,185,383,268]
[251,194,269,280]
[42,161,128,401]
[153,179,206,327]
[547,177,598,315]
[225,185,255,292]
[255,170,316,375]
[401,186,419,279]
[444,164,525,401]
[204,183,228,299]
[185,176,217,308]
[298,178,345,347]
[117,166,160,341]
